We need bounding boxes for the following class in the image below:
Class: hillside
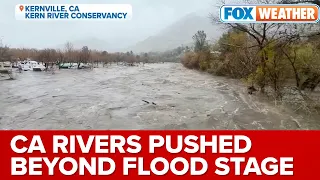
[127,12,224,53]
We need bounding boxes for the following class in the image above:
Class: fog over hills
[1,0,222,51]
[126,12,224,53]
[53,7,224,53]
[54,10,224,53]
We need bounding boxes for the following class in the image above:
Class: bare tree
[56,49,65,67]
[64,42,74,62]
[0,46,11,62]
[37,49,57,71]
[210,0,288,92]
[193,30,209,53]
[143,53,149,64]
[78,46,91,69]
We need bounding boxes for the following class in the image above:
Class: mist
[0,0,216,51]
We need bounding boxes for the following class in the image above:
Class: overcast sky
[0,0,215,49]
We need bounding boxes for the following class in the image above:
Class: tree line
[0,41,186,68]
[1,42,149,68]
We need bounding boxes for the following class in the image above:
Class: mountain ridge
[126,12,224,53]
[53,11,224,53]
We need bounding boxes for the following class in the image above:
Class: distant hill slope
[127,13,224,53]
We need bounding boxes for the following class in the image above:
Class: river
[0,63,319,130]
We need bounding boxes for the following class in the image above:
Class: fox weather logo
[222,6,256,22]
[220,4,319,23]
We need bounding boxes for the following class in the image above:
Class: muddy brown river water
[0,63,319,130]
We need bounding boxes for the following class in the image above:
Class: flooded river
[0,63,319,130]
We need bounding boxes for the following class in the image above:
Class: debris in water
[248,86,257,95]
[142,100,156,105]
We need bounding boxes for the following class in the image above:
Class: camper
[22,60,46,71]
[0,61,16,79]
[0,61,12,74]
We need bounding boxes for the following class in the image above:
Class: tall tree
[0,46,11,62]
[211,0,289,92]
[78,46,90,68]
[192,30,209,53]
[64,42,74,62]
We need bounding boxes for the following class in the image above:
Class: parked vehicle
[0,61,16,79]
[0,61,12,74]
[22,61,46,71]
[59,63,92,69]
[59,63,74,69]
